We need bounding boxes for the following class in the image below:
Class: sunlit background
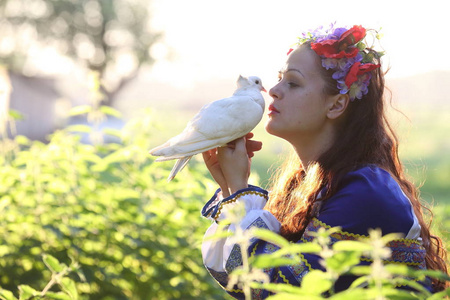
[1,0,449,193]
[1,1,449,298]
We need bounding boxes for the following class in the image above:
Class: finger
[202,148,217,161]
[225,143,236,150]
[247,139,263,152]
[234,137,247,152]
[245,132,254,139]
[202,151,211,162]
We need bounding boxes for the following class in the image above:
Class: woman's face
[265,46,332,143]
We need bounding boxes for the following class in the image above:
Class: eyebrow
[279,68,305,78]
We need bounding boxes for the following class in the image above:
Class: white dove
[149,75,266,181]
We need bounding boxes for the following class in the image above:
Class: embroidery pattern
[206,267,229,288]
[302,218,426,269]
[225,217,270,274]
[214,190,268,221]
[286,253,313,283]
[225,244,242,274]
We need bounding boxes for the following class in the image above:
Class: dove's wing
[150,94,264,160]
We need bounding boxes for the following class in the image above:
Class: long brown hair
[265,44,449,291]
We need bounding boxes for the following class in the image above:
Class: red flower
[340,25,366,46]
[311,25,367,59]
[345,62,381,88]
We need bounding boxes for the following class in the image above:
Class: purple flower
[323,27,348,41]
[332,70,346,80]
[322,58,338,70]
[337,58,352,71]
[337,80,349,94]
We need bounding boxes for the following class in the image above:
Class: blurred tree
[0,0,161,106]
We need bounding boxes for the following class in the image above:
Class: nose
[269,83,281,100]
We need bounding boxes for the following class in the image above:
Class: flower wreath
[288,24,384,101]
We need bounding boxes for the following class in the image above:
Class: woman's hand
[217,137,249,194]
[218,133,262,195]
[202,148,230,197]
[202,133,262,197]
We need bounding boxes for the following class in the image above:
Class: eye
[255,80,260,84]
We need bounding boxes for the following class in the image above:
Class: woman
[200,24,448,298]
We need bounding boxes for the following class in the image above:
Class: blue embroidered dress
[201,165,430,299]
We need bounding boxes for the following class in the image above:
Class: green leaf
[384,264,410,276]
[251,228,290,248]
[204,230,233,240]
[427,287,450,300]
[348,265,372,276]
[348,275,370,289]
[412,269,450,281]
[69,105,92,116]
[66,125,92,133]
[380,232,403,244]
[328,288,371,300]
[8,109,24,120]
[44,292,72,300]
[251,254,298,269]
[301,270,333,295]
[391,277,431,297]
[275,243,322,255]
[251,282,303,294]
[267,293,322,300]
[100,106,122,118]
[0,289,18,300]
[332,240,372,252]
[18,285,37,300]
[14,135,30,146]
[325,251,361,274]
[60,278,78,300]
[43,254,65,273]
[378,287,420,300]
[102,128,122,138]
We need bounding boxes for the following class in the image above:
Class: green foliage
[0,111,223,299]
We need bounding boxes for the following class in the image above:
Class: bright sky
[148,0,450,89]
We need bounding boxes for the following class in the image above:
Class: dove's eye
[255,80,260,84]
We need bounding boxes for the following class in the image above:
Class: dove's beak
[261,86,267,92]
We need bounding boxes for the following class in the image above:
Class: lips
[268,104,280,114]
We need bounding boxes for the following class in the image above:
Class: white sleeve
[201,186,280,273]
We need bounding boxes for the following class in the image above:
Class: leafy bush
[0,111,223,299]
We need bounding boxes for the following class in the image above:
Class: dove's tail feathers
[149,141,171,156]
[155,156,175,162]
[167,156,192,182]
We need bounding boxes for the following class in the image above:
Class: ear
[326,93,349,120]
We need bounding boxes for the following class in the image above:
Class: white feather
[149,75,265,181]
